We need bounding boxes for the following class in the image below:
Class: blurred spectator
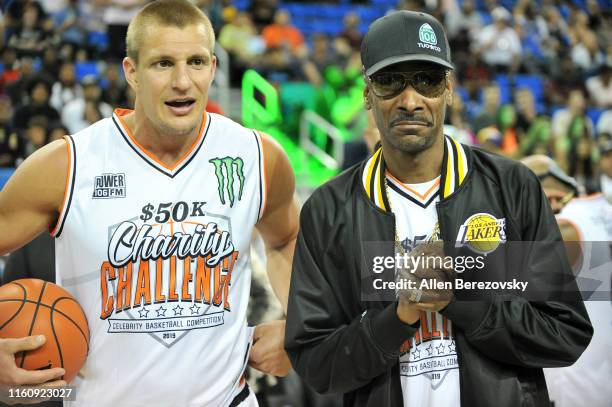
[248,0,278,31]
[218,11,263,86]
[7,0,53,58]
[338,12,362,52]
[497,104,519,156]
[5,57,38,106]
[62,75,112,134]
[571,30,605,75]
[48,122,69,142]
[95,0,147,61]
[0,96,23,167]
[444,0,483,43]
[309,33,345,86]
[256,47,306,84]
[471,84,501,133]
[101,63,129,108]
[4,0,50,35]
[552,88,596,182]
[52,0,87,46]
[0,48,21,94]
[12,77,60,133]
[261,10,305,53]
[40,47,61,79]
[446,93,472,133]
[23,116,49,157]
[50,61,82,111]
[515,87,553,157]
[473,7,522,74]
[547,53,584,107]
[513,0,548,73]
[586,63,612,109]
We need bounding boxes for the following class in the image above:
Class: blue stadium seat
[75,62,99,82]
[492,74,511,104]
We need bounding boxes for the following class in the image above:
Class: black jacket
[285,139,592,407]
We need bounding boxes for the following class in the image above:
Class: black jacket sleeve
[284,195,417,394]
[441,167,593,368]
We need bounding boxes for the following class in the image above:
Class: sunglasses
[367,70,448,99]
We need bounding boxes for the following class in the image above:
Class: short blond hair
[126,0,215,63]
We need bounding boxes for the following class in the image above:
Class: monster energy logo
[209,157,245,207]
[418,23,437,45]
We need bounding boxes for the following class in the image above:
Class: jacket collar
[361,135,470,212]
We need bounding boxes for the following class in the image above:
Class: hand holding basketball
[0,335,66,386]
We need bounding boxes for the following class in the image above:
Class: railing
[300,110,344,170]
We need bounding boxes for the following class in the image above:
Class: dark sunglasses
[367,70,448,99]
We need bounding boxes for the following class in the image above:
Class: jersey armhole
[253,130,267,221]
[50,135,76,238]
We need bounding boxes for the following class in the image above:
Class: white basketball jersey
[387,174,461,407]
[545,194,612,407]
[53,109,265,407]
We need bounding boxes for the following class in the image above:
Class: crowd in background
[0,0,610,190]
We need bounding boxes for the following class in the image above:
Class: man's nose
[172,63,191,91]
[395,83,424,112]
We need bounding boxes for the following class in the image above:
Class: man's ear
[123,57,137,92]
[210,54,217,85]
[445,72,454,105]
[364,86,372,110]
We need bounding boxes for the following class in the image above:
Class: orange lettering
[155,258,166,303]
[100,262,116,319]
[133,261,151,307]
[116,263,132,312]
[420,311,431,341]
[195,256,211,303]
[431,312,441,338]
[182,256,193,301]
[443,316,450,338]
[222,252,238,311]
[168,256,178,301]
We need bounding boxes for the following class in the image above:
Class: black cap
[361,10,453,76]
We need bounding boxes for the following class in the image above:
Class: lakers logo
[456,213,506,254]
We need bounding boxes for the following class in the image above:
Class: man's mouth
[165,98,195,115]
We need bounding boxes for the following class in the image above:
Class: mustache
[390,113,432,127]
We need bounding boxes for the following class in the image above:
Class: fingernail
[36,335,45,343]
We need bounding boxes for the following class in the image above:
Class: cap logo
[418,23,437,45]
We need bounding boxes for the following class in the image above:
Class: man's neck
[122,110,200,167]
[381,136,445,184]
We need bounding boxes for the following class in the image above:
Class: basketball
[0,279,89,383]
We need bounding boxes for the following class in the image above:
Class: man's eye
[373,74,396,86]
[190,58,204,65]
[157,60,171,68]
[414,72,443,86]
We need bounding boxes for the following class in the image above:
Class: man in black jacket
[285,10,593,407]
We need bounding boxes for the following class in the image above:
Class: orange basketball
[0,278,89,383]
